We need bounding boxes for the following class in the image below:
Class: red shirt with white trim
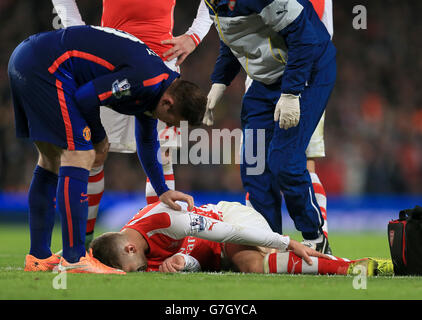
[121,202,223,271]
[310,0,333,38]
[101,0,176,59]
[52,0,213,59]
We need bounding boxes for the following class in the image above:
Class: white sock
[86,165,104,237]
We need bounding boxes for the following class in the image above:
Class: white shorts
[306,111,325,158]
[100,107,137,153]
[245,76,326,159]
[100,59,181,153]
[216,201,273,232]
[216,201,275,269]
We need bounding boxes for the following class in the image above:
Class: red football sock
[265,252,354,275]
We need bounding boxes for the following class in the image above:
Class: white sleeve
[321,0,333,39]
[184,0,213,46]
[173,253,202,272]
[52,0,85,28]
[165,211,290,252]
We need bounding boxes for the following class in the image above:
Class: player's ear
[161,93,175,112]
[124,243,137,254]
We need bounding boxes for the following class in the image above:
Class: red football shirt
[310,0,325,19]
[121,202,223,271]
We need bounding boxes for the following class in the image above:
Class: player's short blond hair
[90,232,126,269]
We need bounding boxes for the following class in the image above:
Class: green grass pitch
[1,224,422,300]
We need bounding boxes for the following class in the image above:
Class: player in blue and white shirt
[8,25,206,272]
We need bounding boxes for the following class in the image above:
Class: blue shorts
[8,37,93,151]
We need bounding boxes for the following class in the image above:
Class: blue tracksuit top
[205,0,336,95]
[28,25,179,195]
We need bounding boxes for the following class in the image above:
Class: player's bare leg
[35,141,61,174]
[60,149,95,170]
[224,243,270,273]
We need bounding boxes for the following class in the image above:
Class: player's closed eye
[137,264,147,272]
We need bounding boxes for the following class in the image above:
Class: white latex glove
[202,83,227,126]
[274,93,301,129]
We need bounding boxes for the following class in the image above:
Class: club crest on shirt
[210,0,236,11]
[189,214,206,233]
[112,79,131,99]
[83,126,91,142]
[228,0,236,11]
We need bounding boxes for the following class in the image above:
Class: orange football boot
[24,254,61,272]
[58,250,126,274]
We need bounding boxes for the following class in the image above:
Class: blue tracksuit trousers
[240,58,336,239]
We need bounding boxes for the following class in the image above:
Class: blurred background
[0,0,421,231]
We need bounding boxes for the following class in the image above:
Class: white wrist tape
[279,235,290,252]
[174,253,201,272]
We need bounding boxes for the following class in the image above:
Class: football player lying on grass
[90,201,394,276]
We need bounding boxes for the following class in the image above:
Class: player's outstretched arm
[166,211,290,251]
[159,190,194,211]
[134,115,194,211]
[287,238,330,265]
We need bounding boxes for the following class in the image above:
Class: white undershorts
[244,76,325,159]
[216,200,276,270]
[216,201,273,232]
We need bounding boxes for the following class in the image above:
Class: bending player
[51,0,213,248]
[203,0,334,253]
[89,201,393,276]
[202,0,335,253]
[8,25,206,273]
